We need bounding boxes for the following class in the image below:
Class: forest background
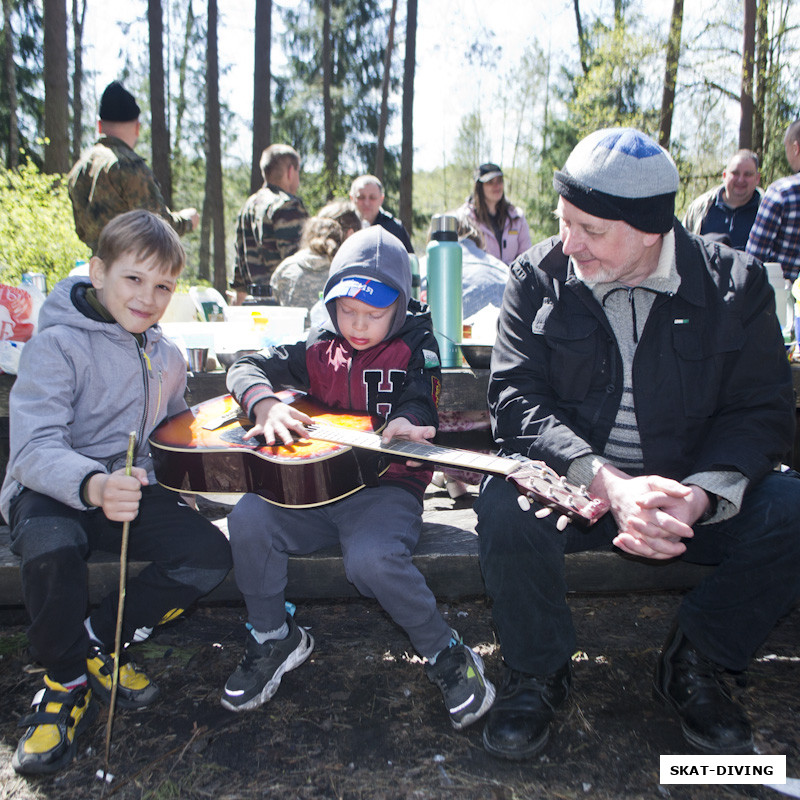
[1,0,799,294]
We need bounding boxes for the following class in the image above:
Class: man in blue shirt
[683,150,762,250]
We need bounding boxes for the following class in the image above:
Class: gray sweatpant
[227,485,452,658]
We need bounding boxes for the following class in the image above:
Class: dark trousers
[9,485,232,683]
[476,470,800,675]
[227,485,452,658]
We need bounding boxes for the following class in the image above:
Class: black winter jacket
[489,221,794,487]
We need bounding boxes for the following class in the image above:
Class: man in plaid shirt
[746,120,800,280]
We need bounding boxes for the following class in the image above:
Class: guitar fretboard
[305,423,519,477]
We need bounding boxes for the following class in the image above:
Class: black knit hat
[99,81,140,122]
[553,128,679,234]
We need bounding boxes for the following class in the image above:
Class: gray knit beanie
[553,128,679,233]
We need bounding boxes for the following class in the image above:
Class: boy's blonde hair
[95,210,186,276]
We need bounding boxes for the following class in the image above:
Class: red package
[0,284,42,342]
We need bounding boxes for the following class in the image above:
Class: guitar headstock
[506,462,609,529]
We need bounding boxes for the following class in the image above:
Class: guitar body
[150,394,388,507]
[151,394,610,527]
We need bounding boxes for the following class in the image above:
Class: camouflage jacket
[231,184,308,291]
[67,135,194,253]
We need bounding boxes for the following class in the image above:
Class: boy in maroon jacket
[221,226,494,729]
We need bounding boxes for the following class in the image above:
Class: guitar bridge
[202,410,247,431]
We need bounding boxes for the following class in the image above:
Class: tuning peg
[534,506,553,518]
[517,494,531,512]
[556,515,570,531]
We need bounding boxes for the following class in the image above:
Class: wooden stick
[102,431,137,785]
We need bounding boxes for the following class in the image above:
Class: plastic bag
[0,283,43,342]
[0,340,24,374]
[0,283,44,374]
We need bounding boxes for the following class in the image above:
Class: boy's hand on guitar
[247,397,314,446]
[380,417,436,467]
[87,467,148,522]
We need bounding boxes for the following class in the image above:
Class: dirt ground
[0,589,797,800]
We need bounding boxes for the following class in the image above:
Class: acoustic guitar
[149,394,610,527]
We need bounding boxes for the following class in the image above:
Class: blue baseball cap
[323,276,399,308]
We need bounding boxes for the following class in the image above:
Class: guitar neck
[305,423,519,477]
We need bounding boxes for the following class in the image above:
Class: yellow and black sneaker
[12,676,98,775]
[87,644,160,710]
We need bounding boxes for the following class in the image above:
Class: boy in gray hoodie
[2,210,231,776]
[221,226,495,730]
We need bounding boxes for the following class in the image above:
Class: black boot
[653,623,753,754]
[482,661,571,760]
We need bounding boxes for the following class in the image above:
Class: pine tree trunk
[739,0,756,149]
[251,0,271,194]
[573,0,588,76]
[3,0,18,168]
[322,0,335,193]
[753,0,768,155]
[375,0,397,182]
[205,0,226,294]
[399,0,416,236]
[174,0,195,158]
[658,0,683,149]
[43,0,69,173]
[70,0,86,162]
[148,0,172,206]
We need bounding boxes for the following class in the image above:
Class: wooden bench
[0,484,714,608]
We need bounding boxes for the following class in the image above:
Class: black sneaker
[425,637,496,730]
[12,676,98,775]
[87,644,160,710]
[221,614,314,712]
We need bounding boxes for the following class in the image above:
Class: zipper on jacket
[590,339,618,430]
[628,288,639,344]
[347,348,356,409]
[137,342,151,450]
[154,368,163,421]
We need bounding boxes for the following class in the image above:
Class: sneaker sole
[221,627,314,712]
[88,674,160,710]
[12,698,99,776]
[453,677,496,730]
[450,651,496,731]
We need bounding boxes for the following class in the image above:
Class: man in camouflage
[68,81,199,254]
[231,144,308,304]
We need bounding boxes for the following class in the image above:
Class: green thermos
[426,214,462,367]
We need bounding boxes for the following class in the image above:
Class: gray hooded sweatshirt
[0,275,188,520]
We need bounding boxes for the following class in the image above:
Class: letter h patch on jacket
[362,369,405,417]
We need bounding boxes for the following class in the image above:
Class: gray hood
[323,226,411,341]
